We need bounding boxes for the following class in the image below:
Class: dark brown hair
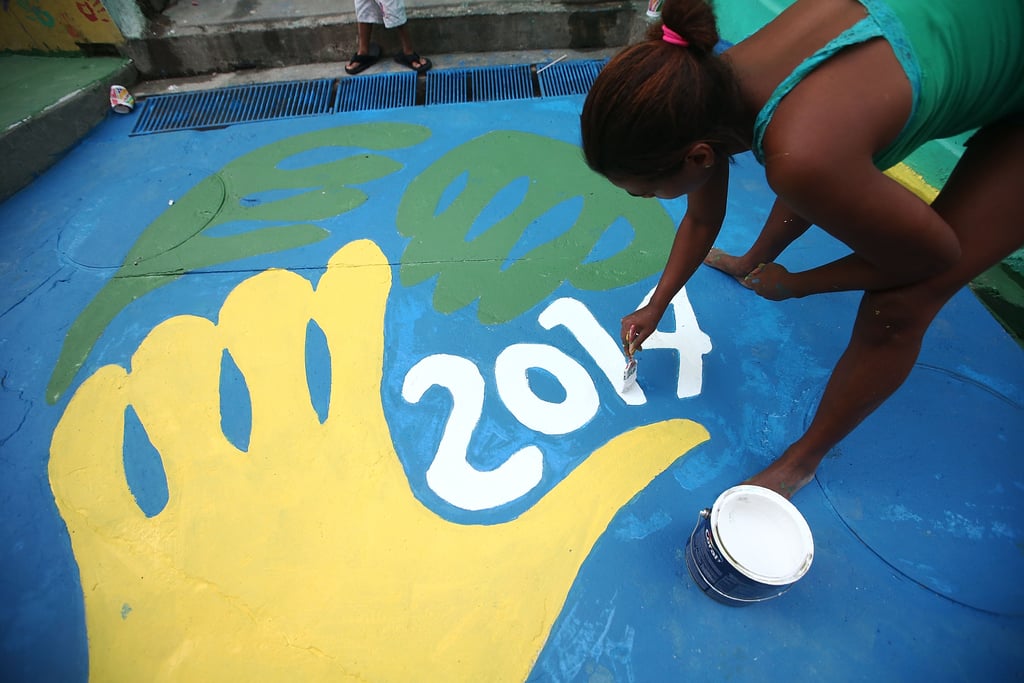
[580,0,745,180]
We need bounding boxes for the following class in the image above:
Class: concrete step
[0,55,137,203]
[125,0,649,79]
[130,47,618,98]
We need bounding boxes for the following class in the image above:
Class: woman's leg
[746,121,1024,497]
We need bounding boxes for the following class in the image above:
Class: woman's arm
[766,151,958,290]
[705,195,813,281]
[755,36,960,293]
[620,162,730,351]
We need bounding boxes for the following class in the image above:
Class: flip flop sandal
[345,43,381,76]
[394,52,432,74]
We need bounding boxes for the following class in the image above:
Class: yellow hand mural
[49,239,709,682]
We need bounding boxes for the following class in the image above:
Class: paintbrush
[622,325,638,391]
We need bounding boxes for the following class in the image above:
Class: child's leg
[394,25,428,70]
[356,21,374,54]
[347,0,381,72]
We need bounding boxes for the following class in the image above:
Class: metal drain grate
[425,68,470,105]
[470,65,534,103]
[131,79,333,135]
[335,71,417,112]
[127,59,610,136]
[537,59,607,98]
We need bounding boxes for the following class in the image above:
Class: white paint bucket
[685,485,814,605]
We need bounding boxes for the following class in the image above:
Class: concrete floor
[1,60,1022,681]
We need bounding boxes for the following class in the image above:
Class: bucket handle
[688,511,793,604]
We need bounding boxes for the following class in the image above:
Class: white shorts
[354,0,407,29]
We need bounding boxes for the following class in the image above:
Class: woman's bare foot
[741,262,801,301]
[703,247,759,280]
[743,453,818,499]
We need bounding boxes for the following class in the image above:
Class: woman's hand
[620,305,664,356]
[742,262,800,300]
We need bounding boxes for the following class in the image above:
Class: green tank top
[751,0,1024,170]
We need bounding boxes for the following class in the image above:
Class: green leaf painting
[47,123,430,404]
[396,130,677,324]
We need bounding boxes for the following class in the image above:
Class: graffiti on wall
[1,0,122,52]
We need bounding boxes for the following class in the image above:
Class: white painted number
[402,291,711,510]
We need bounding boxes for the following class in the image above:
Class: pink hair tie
[662,25,689,47]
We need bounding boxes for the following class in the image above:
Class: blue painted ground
[1,89,1022,682]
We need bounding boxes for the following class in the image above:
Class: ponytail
[655,0,720,55]
[580,0,745,179]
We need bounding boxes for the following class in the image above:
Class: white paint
[402,354,543,511]
[495,343,599,434]
[711,485,814,583]
[538,297,647,405]
[622,358,637,393]
[401,295,712,511]
[635,287,712,399]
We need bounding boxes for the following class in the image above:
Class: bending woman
[580,0,1024,498]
